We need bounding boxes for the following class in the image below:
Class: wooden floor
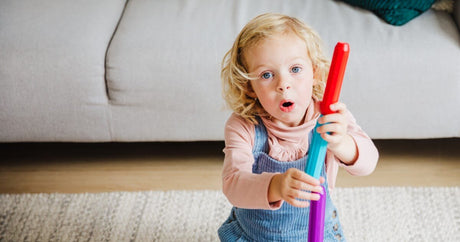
[0,139,459,194]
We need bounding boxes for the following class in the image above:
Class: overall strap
[253,117,314,154]
[253,117,268,154]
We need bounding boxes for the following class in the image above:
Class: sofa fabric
[1,0,459,142]
[0,0,127,141]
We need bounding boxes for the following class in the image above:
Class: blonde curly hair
[221,13,330,124]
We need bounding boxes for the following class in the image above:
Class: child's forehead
[247,31,307,52]
[243,32,312,69]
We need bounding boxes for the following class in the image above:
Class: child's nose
[277,78,291,92]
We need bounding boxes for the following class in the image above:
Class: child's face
[244,32,316,127]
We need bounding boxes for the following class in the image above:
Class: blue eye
[291,66,301,73]
[261,72,273,79]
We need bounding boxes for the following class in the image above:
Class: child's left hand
[317,102,348,148]
[316,102,358,164]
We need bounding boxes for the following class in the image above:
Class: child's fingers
[286,197,310,208]
[319,123,346,135]
[323,132,346,145]
[284,168,323,194]
[318,113,346,125]
[287,168,320,186]
[291,191,321,202]
[318,125,346,145]
[289,179,323,194]
[319,177,325,184]
[285,190,321,208]
[329,102,347,113]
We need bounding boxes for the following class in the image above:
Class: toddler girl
[218,13,379,241]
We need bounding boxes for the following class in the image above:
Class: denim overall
[218,120,345,241]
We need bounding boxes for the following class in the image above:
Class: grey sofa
[1,0,459,142]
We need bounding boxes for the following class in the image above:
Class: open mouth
[279,100,295,112]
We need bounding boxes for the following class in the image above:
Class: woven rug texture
[0,187,459,241]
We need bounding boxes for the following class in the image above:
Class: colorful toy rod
[305,42,350,242]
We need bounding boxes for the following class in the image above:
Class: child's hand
[268,168,324,208]
[317,102,358,164]
[317,102,349,149]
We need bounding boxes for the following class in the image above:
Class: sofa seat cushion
[105,0,235,141]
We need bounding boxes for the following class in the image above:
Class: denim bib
[219,119,345,241]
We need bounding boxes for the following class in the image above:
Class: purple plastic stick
[308,186,326,242]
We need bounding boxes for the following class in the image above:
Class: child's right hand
[268,168,324,208]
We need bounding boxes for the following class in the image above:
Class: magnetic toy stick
[306,42,349,242]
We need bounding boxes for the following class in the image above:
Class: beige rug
[0,187,458,241]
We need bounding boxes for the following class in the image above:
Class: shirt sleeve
[341,110,379,175]
[325,110,379,191]
[221,113,283,210]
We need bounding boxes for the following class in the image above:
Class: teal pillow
[340,0,437,26]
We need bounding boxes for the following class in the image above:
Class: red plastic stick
[320,42,350,115]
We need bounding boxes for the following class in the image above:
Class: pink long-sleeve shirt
[222,101,379,210]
